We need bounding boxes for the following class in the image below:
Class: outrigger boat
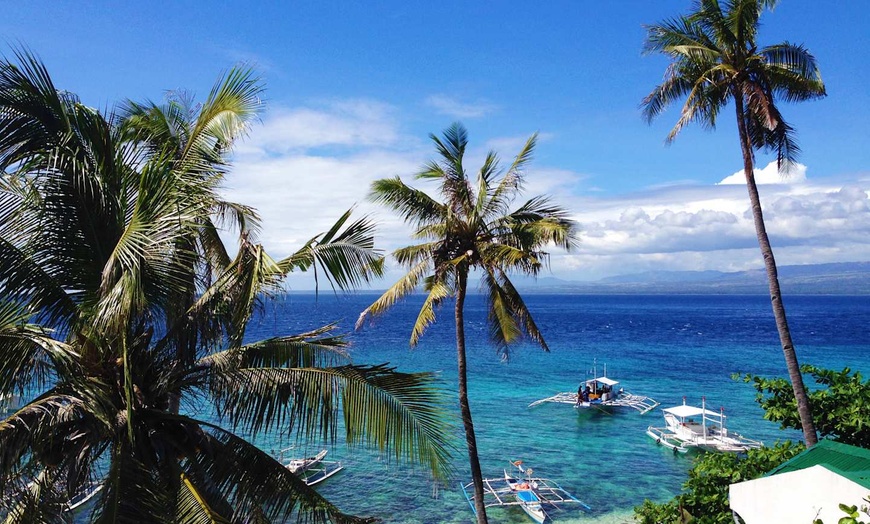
[646,397,763,453]
[67,482,103,512]
[529,363,659,414]
[460,461,591,523]
[280,449,343,486]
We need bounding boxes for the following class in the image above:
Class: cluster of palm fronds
[0,49,452,523]
[356,123,578,524]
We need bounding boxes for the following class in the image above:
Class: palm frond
[410,279,451,346]
[481,270,522,355]
[760,43,826,102]
[90,443,173,524]
[355,259,429,330]
[421,123,474,217]
[0,301,78,396]
[278,210,384,291]
[175,473,232,524]
[184,66,263,165]
[482,268,548,358]
[183,417,375,523]
[641,65,697,125]
[369,177,446,229]
[198,324,352,372]
[392,242,436,268]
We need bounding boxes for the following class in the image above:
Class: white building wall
[730,465,869,524]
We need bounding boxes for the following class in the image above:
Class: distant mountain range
[513,262,870,295]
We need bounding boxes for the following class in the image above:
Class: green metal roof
[766,440,870,489]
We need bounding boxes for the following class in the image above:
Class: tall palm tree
[641,0,826,446]
[356,123,578,523]
[0,50,451,522]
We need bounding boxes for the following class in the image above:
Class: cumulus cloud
[718,160,807,185]
[561,171,870,281]
[221,101,425,268]
[425,94,498,119]
[218,100,870,288]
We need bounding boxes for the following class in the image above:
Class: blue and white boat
[504,462,547,523]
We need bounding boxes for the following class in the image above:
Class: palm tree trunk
[733,93,818,446]
[456,269,489,524]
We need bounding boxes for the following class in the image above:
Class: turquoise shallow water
[228,293,870,523]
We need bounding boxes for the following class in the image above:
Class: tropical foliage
[634,441,804,524]
[0,49,452,523]
[637,364,870,523]
[642,0,826,446]
[356,122,578,523]
[740,365,870,448]
[814,497,870,524]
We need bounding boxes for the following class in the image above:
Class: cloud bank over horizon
[221,101,870,289]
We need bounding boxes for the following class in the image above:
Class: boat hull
[505,471,548,523]
[515,489,547,523]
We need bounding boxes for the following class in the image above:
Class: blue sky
[4,2,870,287]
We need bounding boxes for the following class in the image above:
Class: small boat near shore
[280,448,343,486]
[460,460,591,523]
[646,397,763,453]
[529,363,659,414]
[67,482,103,512]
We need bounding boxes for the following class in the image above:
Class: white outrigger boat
[460,461,591,523]
[67,482,103,512]
[280,449,343,486]
[646,398,763,453]
[529,363,659,414]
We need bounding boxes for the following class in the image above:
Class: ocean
[237,293,868,523]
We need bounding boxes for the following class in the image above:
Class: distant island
[512,261,870,295]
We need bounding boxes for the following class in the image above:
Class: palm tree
[0,50,451,522]
[356,123,578,523]
[641,0,826,446]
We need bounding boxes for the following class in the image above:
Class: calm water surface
[231,294,869,523]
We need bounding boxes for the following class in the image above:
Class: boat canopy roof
[663,404,724,418]
[585,376,619,386]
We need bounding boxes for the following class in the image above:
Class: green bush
[740,365,870,447]
[634,442,804,523]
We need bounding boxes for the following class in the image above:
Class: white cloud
[718,160,807,185]
[219,101,870,289]
[235,100,402,157]
[557,172,870,281]
[424,94,498,119]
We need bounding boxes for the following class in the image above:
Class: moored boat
[460,460,590,523]
[280,448,344,486]
[504,463,547,523]
[529,362,659,414]
[646,397,763,453]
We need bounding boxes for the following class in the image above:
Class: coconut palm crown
[357,122,578,523]
[0,50,452,523]
[641,0,826,445]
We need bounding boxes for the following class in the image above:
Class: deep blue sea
[235,293,868,523]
